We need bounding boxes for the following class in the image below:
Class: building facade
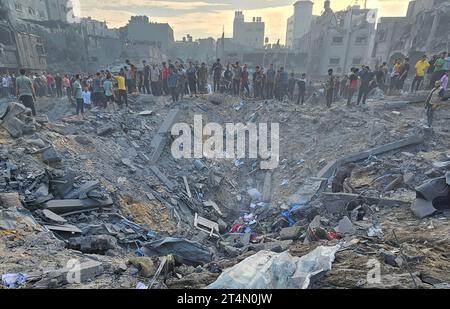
[299,3,377,77]
[124,16,174,52]
[232,11,265,49]
[285,0,314,49]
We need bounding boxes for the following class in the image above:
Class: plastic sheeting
[140,237,212,266]
[207,245,340,289]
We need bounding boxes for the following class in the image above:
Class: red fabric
[162,68,170,79]
[229,224,242,233]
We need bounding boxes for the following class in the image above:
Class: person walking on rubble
[16,69,37,116]
[325,69,336,108]
[411,55,430,93]
[150,64,161,96]
[425,81,443,128]
[431,53,447,89]
[72,74,84,119]
[143,60,151,95]
[241,65,250,97]
[287,72,296,101]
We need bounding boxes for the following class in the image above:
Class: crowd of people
[9,51,450,125]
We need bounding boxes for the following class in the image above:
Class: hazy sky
[78,0,411,43]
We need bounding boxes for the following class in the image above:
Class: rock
[128,257,157,278]
[25,139,46,148]
[97,124,115,136]
[0,192,22,208]
[217,218,228,233]
[247,188,262,201]
[433,161,450,169]
[424,168,442,178]
[67,235,118,254]
[336,216,355,235]
[74,136,93,145]
[42,147,62,164]
[279,226,302,240]
[129,130,141,139]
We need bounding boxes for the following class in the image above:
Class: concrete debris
[1,88,449,290]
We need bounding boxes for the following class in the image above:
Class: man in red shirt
[347,67,359,106]
[161,62,170,95]
[47,73,55,97]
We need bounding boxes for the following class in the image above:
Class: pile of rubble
[1,91,449,289]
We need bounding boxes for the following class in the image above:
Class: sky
[76,0,412,44]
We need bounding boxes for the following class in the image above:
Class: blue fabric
[281,203,307,226]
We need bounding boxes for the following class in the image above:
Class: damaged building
[298,1,378,77]
[372,0,450,65]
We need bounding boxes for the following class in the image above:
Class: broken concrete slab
[149,166,175,190]
[262,172,272,202]
[43,197,113,215]
[74,136,93,145]
[42,147,62,165]
[34,260,103,288]
[279,226,302,240]
[138,110,153,116]
[25,139,46,148]
[96,124,115,136]
[64,181,101,199]
[41,209,67,224]
[44,223,82,234]
[67,235,118,254]
[0,192,22,208]
[411,198,437,219]
[157,109,180,134]
[149,134,168,164]
[0,102,27,138]
[335,216,355,235]
[203,200,223,217]
[321,192,411,210]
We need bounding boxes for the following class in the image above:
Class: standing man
[197,63,208,94]
[431,53,447,87]
[287,72,296,101]
[143,60,151,94]
[72,74,84,119]
[161,62,170,95]
[55,73,63,98]
[91,72,104,107]
[411,55,430,93]
[347,68,359,106]
[46,72,55,97]
[63,75,72,103]
[425,81,442,128]
[16,69,36,116]
[232,62,242,96]
[150,64,161,96]
[115,71,128,108]
[2,73,10,98]
[266,64,276,99]
[187,62,197,96]
[212,59,223,92]
[297,73,307,105]
[241,65,250,96]
[357,66,375,105]
[325,69,336,108]
[253,66,263,99]
[398,57,410,91]
[280,67,289,99]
